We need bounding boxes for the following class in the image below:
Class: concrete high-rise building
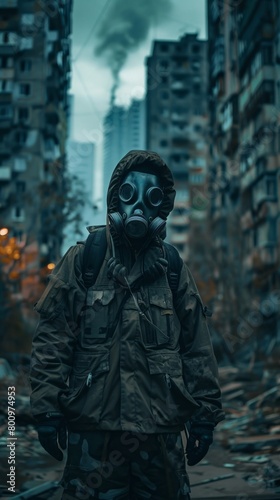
[237,0,279,294]
[207,0,280,342]
[102,99,145,222]
[145,33,209,262]
[62,93,96,253]
[127,99,145,152]
[103,105,126,193]
[62,140,95,253]
[0,1,72,301]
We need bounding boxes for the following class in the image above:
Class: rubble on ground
[216,361,280,495]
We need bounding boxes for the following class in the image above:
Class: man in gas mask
[30,150,224,499]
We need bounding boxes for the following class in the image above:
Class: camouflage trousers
[60,430,191,500]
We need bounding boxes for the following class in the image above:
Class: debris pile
[217,364,280,494]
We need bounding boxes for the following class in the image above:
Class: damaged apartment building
[0,0,72,301]
[207,0,280,344]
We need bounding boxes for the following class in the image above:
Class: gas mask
[108,171,166,241]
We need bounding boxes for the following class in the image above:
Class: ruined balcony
[252,173,277,211]
[210,37,225,79]
[221,94,239,155]
[0,68,14,79]
[254,104,277,134]
[222,126,239,156]
[240,166,257,191]
[0,32,18,54]
[241,210,254,231]
[238,2,275,70]
[0,165,11,181]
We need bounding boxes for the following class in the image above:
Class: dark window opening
[16,181,25,193]
[20,60,32,72]
[192,44,200,54]
[0,57,8,68]
[18,107,29,121]
[159,60,169,70]
[20,83,31,96]
[15,130,27,145]
[160,91,169,100]
[160,44,169,52]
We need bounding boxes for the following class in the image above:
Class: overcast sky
[70,0,207,205]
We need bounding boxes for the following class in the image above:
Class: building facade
[0,0,72,305]
[62,140,95,254]
[207,0,280,344]
[145,33,209,262]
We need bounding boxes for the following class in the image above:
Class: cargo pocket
[34,278,69,318]
[144,289,174,346]
[69,352,94,390]
[59,351,110,424]
[147,353,199,426]
[80,289,115,346]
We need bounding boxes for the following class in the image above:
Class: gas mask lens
[119,183,163,207]
[119,182,136,204]
[146,187,164,207]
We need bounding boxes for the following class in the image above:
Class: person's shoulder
[53,244,85,278]
[63,243,85,259]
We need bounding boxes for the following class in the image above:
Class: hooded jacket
[30,150,224,432]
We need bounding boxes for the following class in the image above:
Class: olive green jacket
[30,150,224,432]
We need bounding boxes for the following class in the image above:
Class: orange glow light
[0,228,9,236]
[47,263,55,270]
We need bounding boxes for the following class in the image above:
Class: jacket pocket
[59,351,110,424]
[147,353,200,426]
[80,289,115,346]
[143,289,174,346]
[34,278,69,317]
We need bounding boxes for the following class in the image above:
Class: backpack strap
[81,229,182,292]
[163,242,183,292]
[82,226,107,288]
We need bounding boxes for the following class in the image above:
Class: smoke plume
[94,0,172,104]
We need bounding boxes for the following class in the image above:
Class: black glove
[107,257,128,286]
[186,422,214,466]
[141,258,168,284]
[36,412,67,461]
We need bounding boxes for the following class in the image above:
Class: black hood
[106,150,176,221]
